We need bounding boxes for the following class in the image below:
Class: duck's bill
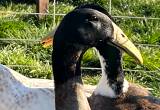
[41,27,58,48]
[41,36,53,48]
[109,22,143,64]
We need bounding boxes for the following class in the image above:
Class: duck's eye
[91,16,98,21]
[121,34,126,38]
[86,16,98,22]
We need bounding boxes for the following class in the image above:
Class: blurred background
[0,0,160,97]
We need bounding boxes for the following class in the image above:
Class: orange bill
[41,27,58,48]
[41,36,53,48]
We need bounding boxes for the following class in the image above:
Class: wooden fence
[36,0,49,19]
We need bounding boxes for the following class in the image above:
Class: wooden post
[36,0,49,19]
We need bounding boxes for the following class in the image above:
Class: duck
[49,3,144,110]
[42,4,160,110]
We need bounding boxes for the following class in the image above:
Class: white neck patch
[94,49,129,98]
[94,53,116,98]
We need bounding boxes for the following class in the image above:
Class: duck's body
[0,64,55,110]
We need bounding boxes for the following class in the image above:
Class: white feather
[94,53,116,98]
[94,49,128,98]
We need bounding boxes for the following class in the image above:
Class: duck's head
[53,7,142,64]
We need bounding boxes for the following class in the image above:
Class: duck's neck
[53,43,84,86]
[53,42,91,110]
[94,45,129,98]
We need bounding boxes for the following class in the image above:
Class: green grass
[0,1,160,97]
